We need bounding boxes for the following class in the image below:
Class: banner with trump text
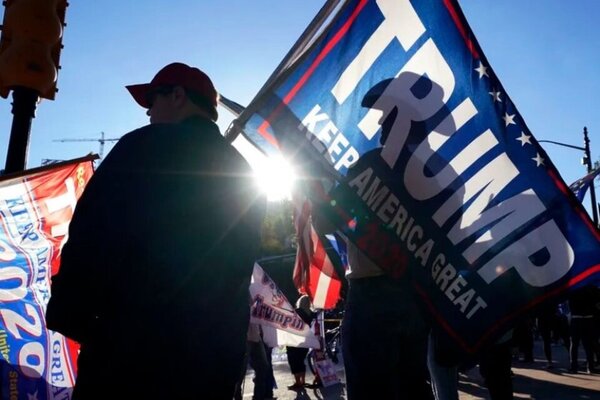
[0,156,95,400]
[231,0,600,354]
[250,263,320,349]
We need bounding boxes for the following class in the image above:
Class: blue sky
[0,1,598,206]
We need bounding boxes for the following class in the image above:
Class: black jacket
[46,116,265,399]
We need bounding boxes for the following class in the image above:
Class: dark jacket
[569,285,600,317]
[46,117,266,399]
[296,307,317,326]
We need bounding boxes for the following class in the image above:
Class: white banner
[250,263,321,349]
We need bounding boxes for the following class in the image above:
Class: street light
[538,127,598,226]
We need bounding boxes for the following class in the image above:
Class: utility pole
[539,126,598,226]
[4,87,38,172]
[582,127,598,225]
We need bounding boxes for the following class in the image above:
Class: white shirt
[344,236,385,279]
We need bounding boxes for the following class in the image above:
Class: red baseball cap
[126,62,218,121]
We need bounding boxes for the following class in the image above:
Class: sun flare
[254,155,297,201]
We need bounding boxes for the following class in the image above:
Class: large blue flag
[230,0,600,354]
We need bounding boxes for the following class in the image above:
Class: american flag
[292,197,342,310]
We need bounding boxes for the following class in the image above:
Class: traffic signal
[0,0,68,100]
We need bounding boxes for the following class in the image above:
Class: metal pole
[4,86,39,173]
[583,127,599,226]
[537,140,585,152]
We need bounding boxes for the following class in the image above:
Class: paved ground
[239,339,600,399]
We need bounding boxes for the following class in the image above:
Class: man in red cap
[46,63,266,399]
[126,62,220,123]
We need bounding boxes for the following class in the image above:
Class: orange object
[0,0,68,99]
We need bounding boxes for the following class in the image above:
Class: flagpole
[232,0,346,129]
[538,127,598,226]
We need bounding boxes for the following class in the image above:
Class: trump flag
[229,0,600,353]
[0,156,95,400]
[569,166,600,202]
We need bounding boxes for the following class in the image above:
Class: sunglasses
[145,86,174,108]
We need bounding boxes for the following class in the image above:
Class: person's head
[126,62,219,124]
[362,78,396,146]
[296,294,313,313]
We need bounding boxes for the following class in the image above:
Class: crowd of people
[236,285,600,400]
[514,285,600,375]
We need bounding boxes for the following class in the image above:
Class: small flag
[569,167,600,201]
[293,198,342,310]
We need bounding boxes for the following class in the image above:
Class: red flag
[293,198,342,309]
[0,156,96,399]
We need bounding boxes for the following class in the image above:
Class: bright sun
[254,155,297,201]
[230,134,297,201]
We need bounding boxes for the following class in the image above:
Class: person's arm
[45,134,136,343]
[45,170,111,342]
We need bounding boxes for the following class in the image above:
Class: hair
[186,89,219,121]
[296,294,313,313]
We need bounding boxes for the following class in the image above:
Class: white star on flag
[474,61,488,78]
[489,90,502,102]
[503,113,516,127]
[532,153,545,167]
[516,131,532,146]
